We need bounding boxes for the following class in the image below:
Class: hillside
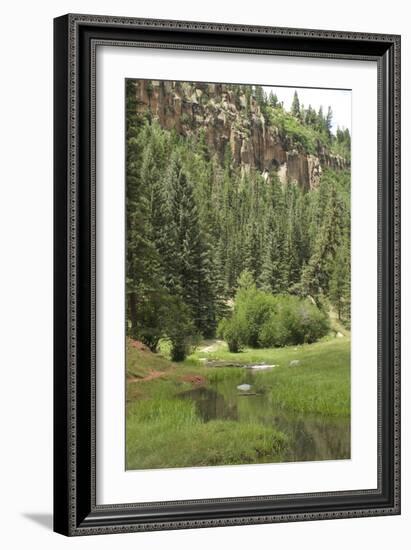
[131,80,350,190]
[126,79,351,356]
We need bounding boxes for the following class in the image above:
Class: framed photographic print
[53,14,401,536]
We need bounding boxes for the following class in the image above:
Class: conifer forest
[125,80,351,470]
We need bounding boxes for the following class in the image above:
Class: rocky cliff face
[132,80,348,190]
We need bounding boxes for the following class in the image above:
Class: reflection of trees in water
[276,416,350,461]
[180,387,238,422]
[179,385,350,462]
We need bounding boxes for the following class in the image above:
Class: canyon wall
[132,80,349,190]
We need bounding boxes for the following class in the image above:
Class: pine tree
[153,156,182,295]
[213,239,230,322]
[317,105,326,133]
[305,104,317,126]
[125,80,352,355]
[298,178,344,303]
[126,83,163,346]
[236,269,256,296]
[291,90,301,119]
[268,91,279,108]
[259,233,277,293]
[164,155,216,336]
[243,221,262,282]
[259,212,288,293]
[329,235,350,323]
[254,85,266,106]
[326,106,333,138]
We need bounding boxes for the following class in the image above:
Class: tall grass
[191,337,351,416]
[128,398,199,427]
[126,336,350,468]
[126,398,287,469]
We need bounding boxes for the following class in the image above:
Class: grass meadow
[126,335,350,470]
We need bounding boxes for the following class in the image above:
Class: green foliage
[326,106,333,137]
[291,90,301,119]
[127,413,287,469]
[296,169,350,304]
[125,81,350,355]
[130,398,199,427]
[268,107,319,153]
[259,295,330,347]
[332,127,351,160]
[126,337,350,468]
[236,269,256,294]
[130,287,170,351]
[164,296,198,361]
[217,317,243,353]
[253,84,266,105]
[221,280,330,350]
[189,337,351,417]
[234,286,273,348]
[329,235,351,325]
[268,91,279,108]
[264,93,350,159]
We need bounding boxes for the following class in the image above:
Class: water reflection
[181,386,238,422]
[179,374,350,463]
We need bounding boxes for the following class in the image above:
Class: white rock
[250,364,278,370]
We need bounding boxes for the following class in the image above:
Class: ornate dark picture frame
[53,13,401,536]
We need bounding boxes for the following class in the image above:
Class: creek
[179,367,350,463]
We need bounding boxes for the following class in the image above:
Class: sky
[263,86,351,134]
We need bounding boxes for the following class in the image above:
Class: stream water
[179,368,350,463]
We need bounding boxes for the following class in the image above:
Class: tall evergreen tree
[268,91,279,108]
[317,105,325,133]
[329,235,350,323]
[126,83,163,346]
[164,155,216,336]
[326,106,333,138]
[125,80,352,355]
[259,181,289,294]
[305,104,317,126]
[291,90,301,119]
[298,178,344,303]
[243,221,262,282]
[254,85,266,106]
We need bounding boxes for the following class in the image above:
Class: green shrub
[223,318,242,353]
[258,314,289,347]
[221,288,330,349]
[218,316,244,352]
[238,291,275,347]
[216,318,227,339]
[268,108,318,154]
[292,300,330,343]
[259,295,330,347]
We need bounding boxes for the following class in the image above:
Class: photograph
[52,12,400,536]
[125,78,352,470]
